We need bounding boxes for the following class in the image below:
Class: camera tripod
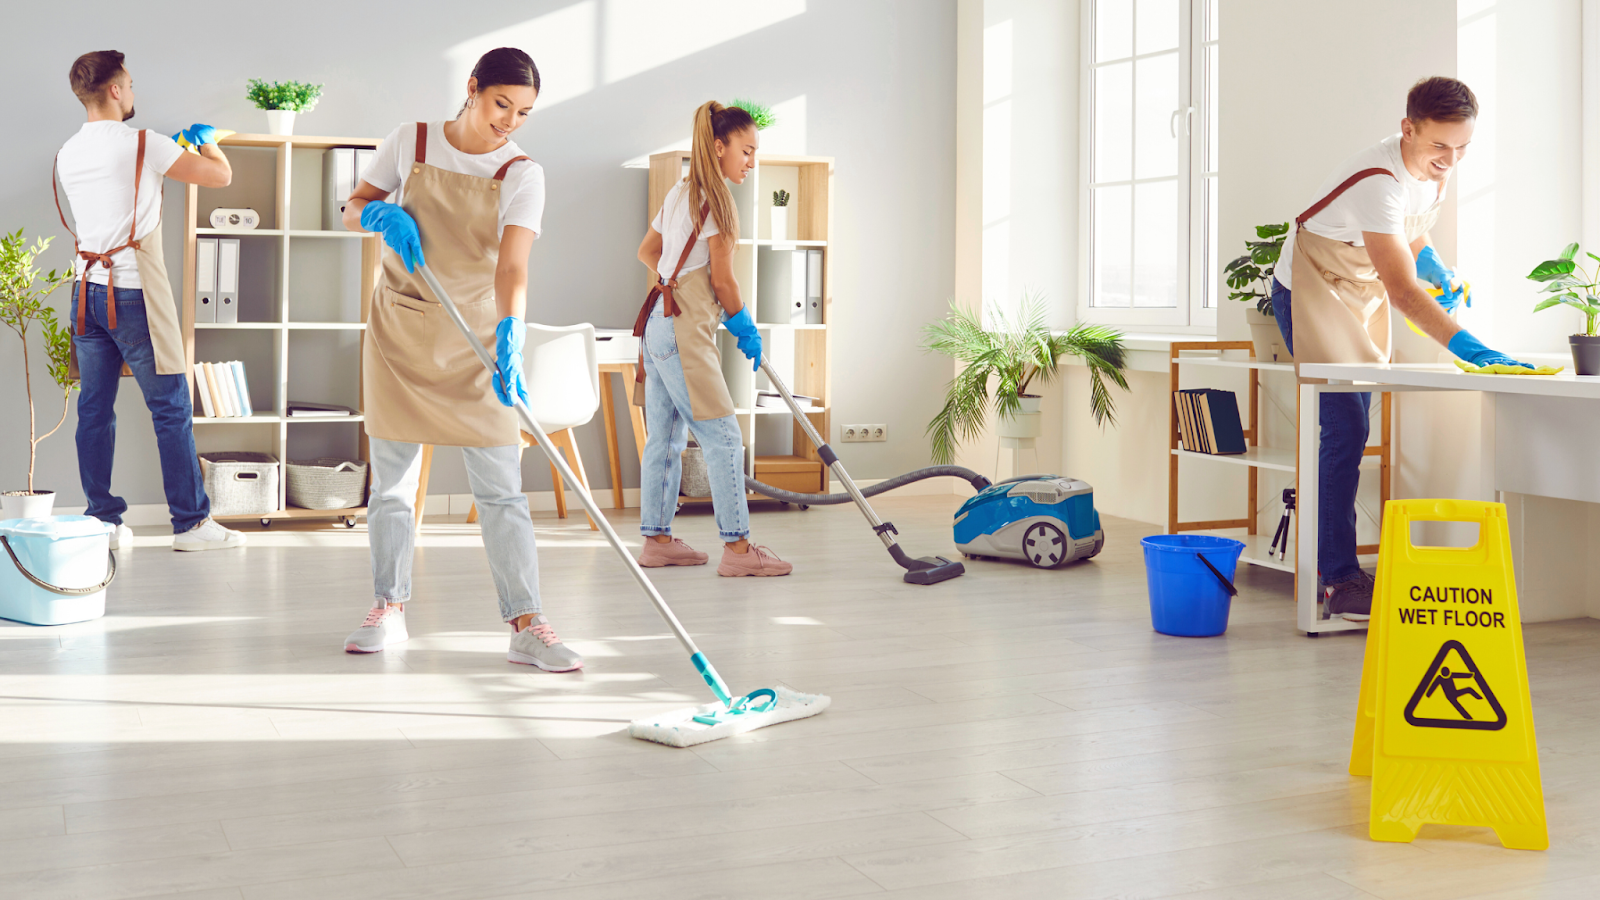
[1269,488,1295,561]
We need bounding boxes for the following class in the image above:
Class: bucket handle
[1195,552,1237,597]
[0,536,118,596]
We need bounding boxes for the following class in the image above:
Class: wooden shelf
[193,414,284,424]
[196,322,280,330]
[218,133,381,149]
[196,228,283,236]
[214,506,367,522]
[739,239,827,247]
[287,229,367,239]
[1176,356,1294,373]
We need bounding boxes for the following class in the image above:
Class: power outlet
[841,424,887,443]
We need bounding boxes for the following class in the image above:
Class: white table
[1296,362,1600,634]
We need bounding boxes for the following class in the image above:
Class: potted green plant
[1,230,76,519]
[1224,222,1292,362]
[771,189,790,242]
[1526,241,1600,375]
[245,78,324,136]
[923,294,1129,464]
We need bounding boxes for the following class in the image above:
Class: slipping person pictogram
[1404,639,1507,730]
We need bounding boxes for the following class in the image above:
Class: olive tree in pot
[1527,242,1600,375]
[923,294,1130,464]
[1224,222,1292,362]
[1,230,76,518]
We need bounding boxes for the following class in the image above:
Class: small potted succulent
[1,230,76,519]
[246,78,324,136]
[771,189,791,243]
[1526,241,1600,375]
[1224,222,1292,362]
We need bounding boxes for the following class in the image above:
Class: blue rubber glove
[173,123,219,147]
[722,307,762,371]
[1416,244,1470,311]
[359,200,426,273]
[492,317,528,408]
[1447,329,1533,370]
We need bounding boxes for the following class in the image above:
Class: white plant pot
[996,411,1042,440]
[1016,394,1043,414]
[1245,307,1292,362]
[264,110,296,136]
[1,490,55,520]
[771,206,789,242]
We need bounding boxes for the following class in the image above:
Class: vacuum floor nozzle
[902,556,966,585]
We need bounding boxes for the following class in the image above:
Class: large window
[1081,0,1218,330]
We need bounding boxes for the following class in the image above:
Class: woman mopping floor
[632,102,792,578]
[337,47,581,672]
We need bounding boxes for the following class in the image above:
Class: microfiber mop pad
[629,686,831,748]
[1454,359,1565,375]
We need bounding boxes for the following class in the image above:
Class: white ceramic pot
[996,411,1043,440]
[771,206,788,242]
[1245,307,1292,362]
[1016,394,1043,414]
[1,490,55,520]
[264,110,296,136]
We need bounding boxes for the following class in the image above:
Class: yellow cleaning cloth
[1453,359,1564,375]
[175,129,237,153]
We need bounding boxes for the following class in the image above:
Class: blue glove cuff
[495,316,524,346]
[359,200,389,232]
[723,307,758,338]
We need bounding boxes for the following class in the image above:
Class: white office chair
[466,322,601,530]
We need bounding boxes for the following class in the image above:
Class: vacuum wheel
[1022,522,1067,568]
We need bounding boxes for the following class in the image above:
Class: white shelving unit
[181,132,382,527]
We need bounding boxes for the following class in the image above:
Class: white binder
[216,239,240,324]
[323,148,356,231]
[354,149,375,189]
[757,248,808,325]
[805,249,824,324]
[194,238,217,323]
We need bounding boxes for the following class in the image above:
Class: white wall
[0,0,958,509]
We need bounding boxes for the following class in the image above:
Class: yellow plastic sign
[1349,499,1547,850]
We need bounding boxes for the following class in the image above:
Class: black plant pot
[1571,334,1600,376]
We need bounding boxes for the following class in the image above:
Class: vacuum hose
[744,465,991,506]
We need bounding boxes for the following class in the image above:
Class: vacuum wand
[418,265,734,705]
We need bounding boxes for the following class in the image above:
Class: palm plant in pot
[923,294,1130,465]
[1526,241,1600,375]
[1,230,76,518]
[1224,222,1292,362]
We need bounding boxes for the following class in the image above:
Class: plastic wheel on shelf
[1022,522,1067,568]
[259,518,272,528]
[344,517,358,528]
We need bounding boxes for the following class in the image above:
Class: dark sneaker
[1323,570,1374,621]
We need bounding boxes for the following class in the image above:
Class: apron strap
[632,202,711,384]
[1295,167,1396,227]
[58,129,147,334]
[416,122,427,164]
[493,156,531,181]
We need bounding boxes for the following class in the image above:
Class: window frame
[1077,0,1217,332]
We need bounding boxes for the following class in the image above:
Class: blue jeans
[366,437,541,621]
[72,281,210,534]
[639,300,749,542]
[1271,278,1370,584]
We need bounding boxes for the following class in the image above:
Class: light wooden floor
[2,494,1597,899]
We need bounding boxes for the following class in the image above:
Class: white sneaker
[108,524,134,551]
[345,603,408,653]
[508,615,584,672]
[172,517,246,552]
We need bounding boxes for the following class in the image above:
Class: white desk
[1295,362,1600,634]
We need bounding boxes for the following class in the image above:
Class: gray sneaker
[1324,570,1374,621]
[508,614,583,672]
[344,603,408,653]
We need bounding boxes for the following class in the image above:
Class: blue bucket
[1140,534,1245,637]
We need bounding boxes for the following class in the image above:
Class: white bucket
[0,515,115,625]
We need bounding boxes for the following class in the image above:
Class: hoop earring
[467,96,476,110]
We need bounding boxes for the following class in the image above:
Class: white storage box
[593,328,641,363]
[0,515,115,625]
[200,452,280,517]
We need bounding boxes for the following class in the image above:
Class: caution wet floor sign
[1349,500,1547,850]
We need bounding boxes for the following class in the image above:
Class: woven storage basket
[199,452,279,516]
[679,440,711,498]
[286,458,369,510]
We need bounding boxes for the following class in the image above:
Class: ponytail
[687,100,756,243]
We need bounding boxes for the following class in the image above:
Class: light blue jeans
[640,300,749,541]
[367,437,540,621]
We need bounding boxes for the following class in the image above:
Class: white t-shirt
[362,122,545,238]
[55,122,184,289]
[1276,134,1444,291]
[651,180,721,280]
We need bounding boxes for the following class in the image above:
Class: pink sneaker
[717,544,793,577]
[639,537,709,567]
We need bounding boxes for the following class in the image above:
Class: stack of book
[1174,389,1247,455]
[193,361,254,418]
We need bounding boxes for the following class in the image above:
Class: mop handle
[757,357,890,537]
[417,265,709,667]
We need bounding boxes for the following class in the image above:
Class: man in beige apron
[1269,76,1530,620]
[53,50,244,552]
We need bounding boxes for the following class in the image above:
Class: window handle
[1170,107,1196,138]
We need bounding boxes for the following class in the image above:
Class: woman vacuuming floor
[336,47,581,672]
[632,101,792,578]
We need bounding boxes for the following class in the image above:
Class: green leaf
[1529,259,1577,281]
[1256,222,1291,238]
[1533,297,1567,312]
[1561,242,1581,260]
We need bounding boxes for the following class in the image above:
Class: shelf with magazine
[181,132,381,527]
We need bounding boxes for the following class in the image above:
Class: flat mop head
[629,686,831,748]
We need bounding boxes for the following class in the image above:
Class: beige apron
[53,129,187,377]
[362,123,531,447]
[1289,166,1442,369]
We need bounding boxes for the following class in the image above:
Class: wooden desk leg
[599,371,625,510]
[414,444,435,535]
